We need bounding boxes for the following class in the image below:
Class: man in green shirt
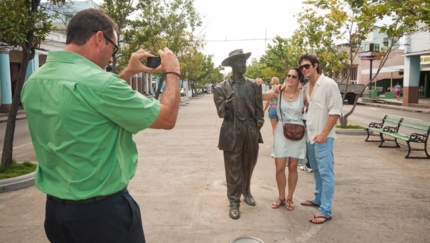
[21,9,180,243]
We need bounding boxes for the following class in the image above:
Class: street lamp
[358,43,385,97]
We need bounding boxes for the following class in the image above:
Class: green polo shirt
[21,51,160,200]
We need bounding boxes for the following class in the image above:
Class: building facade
[337,26,430,102]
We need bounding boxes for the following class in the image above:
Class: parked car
[336,79,365,104]
[180,88,186,97]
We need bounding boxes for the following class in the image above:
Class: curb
[0,115,26,123]
[336,128,370,136]
[0,171,35,193]
[357,102,430,114]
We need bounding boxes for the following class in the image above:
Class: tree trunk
[1,45,32,166]
[339,116,348,128]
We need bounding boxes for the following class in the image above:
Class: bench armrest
[409,133,428,142]
[383,126,399,133]
[369,122,383,128]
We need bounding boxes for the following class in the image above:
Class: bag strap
[279,91,283,123]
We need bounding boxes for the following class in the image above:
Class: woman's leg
[286,158,299,201]
[274,158,287,200]
[270,118,278,135]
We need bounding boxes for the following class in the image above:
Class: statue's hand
[255,78,264,86]
[226,91,235,109]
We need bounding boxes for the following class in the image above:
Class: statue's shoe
[229,206,240,220]
[244,194,256,206]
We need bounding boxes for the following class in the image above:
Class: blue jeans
[306,138,335,217]
[268,107,278,119]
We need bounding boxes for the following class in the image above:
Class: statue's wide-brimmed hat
[221,49,251,67]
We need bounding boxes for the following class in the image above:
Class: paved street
[0,94,429,243]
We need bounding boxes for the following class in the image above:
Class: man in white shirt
[299,54,342,224]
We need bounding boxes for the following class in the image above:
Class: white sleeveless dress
[271,90,306,160]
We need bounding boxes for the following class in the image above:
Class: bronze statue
[213,49,264,219]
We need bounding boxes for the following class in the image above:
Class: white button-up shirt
[303,74,343,144]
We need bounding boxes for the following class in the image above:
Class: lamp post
[358,43,385,97]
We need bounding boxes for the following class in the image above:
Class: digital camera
[147,57,161,68]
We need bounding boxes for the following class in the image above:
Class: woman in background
[394,82,402,100]
[263,77,280,134]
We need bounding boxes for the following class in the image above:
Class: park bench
[364,115,430,159]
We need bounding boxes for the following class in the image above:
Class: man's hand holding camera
[119,47,180,82]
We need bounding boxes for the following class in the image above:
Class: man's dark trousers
[44,189,145,243]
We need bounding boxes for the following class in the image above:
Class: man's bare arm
[150,48,181,129]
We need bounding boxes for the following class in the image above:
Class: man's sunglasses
[299,64,312,70]
[92,31,119,57]
[286,74,298,79]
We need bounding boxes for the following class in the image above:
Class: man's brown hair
[299,54,321,74]
[66,9,119,46]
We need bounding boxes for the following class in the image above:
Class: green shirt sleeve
[96,76,160,134]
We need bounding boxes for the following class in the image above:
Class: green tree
[115,0,202,98]
[363,0,430,31]
[245,57,278,84]
[294,1,349,79]
[0,0,66,166]
[100,0,137,73]
[180,49,216,96]
[208,65,225,83]
[260,36,304,80]
[100,0,204,98]
[295,0,403,128]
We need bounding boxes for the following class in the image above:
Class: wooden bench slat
[399,123,429,131]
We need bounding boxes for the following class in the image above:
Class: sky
[92,0,307,73]
[192,0,306,73]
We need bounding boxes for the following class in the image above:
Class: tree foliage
[0,0,66,166]
[104,0,203,73]
[294,0,377,127]
[101,0,211,98]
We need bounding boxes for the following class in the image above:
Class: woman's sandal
[285,199,294,211]
[271,198,285,209]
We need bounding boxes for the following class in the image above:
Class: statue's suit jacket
[213,77,264,151]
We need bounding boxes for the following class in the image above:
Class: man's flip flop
[301,200,320,207]
[309,215,332,224]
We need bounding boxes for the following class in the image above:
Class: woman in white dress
[262,67,307,211]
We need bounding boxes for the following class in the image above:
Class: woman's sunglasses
[286,74,298,79]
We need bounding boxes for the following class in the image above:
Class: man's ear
[93,31,104,49]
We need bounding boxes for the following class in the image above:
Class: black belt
[47,187,127,204]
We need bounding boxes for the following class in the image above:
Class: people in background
[393,82,402,100]
[263,77,280,134]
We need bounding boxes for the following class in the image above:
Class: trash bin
[228,236,264,243]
